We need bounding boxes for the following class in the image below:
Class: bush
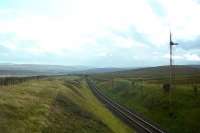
[163,83,171,94]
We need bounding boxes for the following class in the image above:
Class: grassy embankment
[93,66,200,133]
[0,76,134,133]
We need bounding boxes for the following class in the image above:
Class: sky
[0,0,200,67]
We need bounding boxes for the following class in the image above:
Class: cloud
[179,37,200,50]
[185,53,200,61]
[0,0,200,66]
[158,0,200,40]
[163,52,200,62]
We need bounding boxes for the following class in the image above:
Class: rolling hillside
[0,64,131,76]
[93,65,200,133]
[0,76,134,133]
[93,65,200,83]
[112,65,200,77]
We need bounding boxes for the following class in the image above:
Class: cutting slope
[0,76,134,133]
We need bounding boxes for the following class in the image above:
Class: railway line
[86,78,167,133]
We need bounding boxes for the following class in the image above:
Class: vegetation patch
[0,76,134,133]
[95,77,200,133]
[43,93,111,133]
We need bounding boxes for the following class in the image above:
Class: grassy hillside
[93,66,200,133]
[94,65,200,84]
[0,76,134,133]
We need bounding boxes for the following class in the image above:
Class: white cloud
[158,0,200,41]
[185,53,200,61]
[163,54,184,60]
[0,0,166,51]
[163,53,200,62]
[0,0,200,66]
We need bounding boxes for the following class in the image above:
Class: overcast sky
[0,0,200,67]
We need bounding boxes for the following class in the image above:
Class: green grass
[60,77,134,133]
[96,78,200,133]
[0,76,134,133]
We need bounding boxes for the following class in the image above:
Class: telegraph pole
[169,32,178,89]
[169,32,178,115]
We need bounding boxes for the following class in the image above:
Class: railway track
[86,78,167,133]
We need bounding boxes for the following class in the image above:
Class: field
[0,76,134,133]
[92,66,200,133]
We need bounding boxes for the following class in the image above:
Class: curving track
[86,78,167,133]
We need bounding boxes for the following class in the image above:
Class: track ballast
[86,78,167,133]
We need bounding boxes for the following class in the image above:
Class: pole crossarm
[170,32,178,46]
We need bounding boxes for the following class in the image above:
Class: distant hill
[1,64,199,78]
[0,64,91,77]
[93,65,200,80]
[0,64,131,77]
[77,67,129,74]
[189,65,200,69]
[116,65,200,76]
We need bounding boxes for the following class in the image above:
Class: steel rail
[86,78,167,133]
